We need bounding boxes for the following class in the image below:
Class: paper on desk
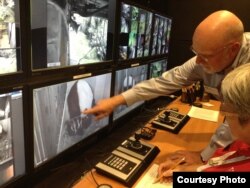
[135,164,172,188]
[201,102,214,107]
[188,106,219,122]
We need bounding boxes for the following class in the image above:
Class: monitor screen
[151,14,172,56]
[0,0,20,75]
[113,64,148,121]
[31,0,114,69]
[119,2,153,60]
[0,90,25,187]
[149,58,168,78]
[33,73,111,167]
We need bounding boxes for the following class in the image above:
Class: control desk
[73,97,223,188]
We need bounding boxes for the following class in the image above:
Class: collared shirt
[122,33,250,160]
[122,32,250,106]
[198,140,250,172]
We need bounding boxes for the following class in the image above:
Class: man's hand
[83,95,126,120]
[157,153,202,183]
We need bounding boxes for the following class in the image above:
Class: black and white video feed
[152,15,172,55]
[33,73,111,166]
[113,65,147,120]
[68,0,109,65]
[165,19,172,54]
[136,13,146,58]
[120,3,130,33]
[47,0,69,67]
[0,95,12,165]
[152,17,159,56]
[46,0,109,67]
[0,94,13,186]
[119,3,130,60]
[0,91,25,186]
[0,0,17,74]
[157,19,164,54]
[137,11,152,58]
[143,13,152,57]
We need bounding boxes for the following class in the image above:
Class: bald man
[84,10,250,162]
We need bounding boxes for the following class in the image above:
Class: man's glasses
[190,43,233,62]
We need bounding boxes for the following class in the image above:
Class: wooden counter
[73,98,224,188]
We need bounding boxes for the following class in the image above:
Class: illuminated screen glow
[0,0,19,74]
[0,90,25,187]
[151,14,172,55]
[33,73,111,167]
[31,0,111,69]
[149,59,167,78]
[119,2,152,60]
[113,65,148,120]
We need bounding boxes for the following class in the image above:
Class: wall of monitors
[151,13,172,56]
[0,0,172,186]
[118,1,172,61]
[119,2,153,60]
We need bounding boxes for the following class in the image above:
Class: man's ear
[231,42,241,54]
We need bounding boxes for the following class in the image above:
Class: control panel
[95,136,160,187]
[151,109,190,133]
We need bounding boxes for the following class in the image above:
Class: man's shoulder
[243,32,250,40]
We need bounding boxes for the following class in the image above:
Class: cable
[67,157,100,187]
[84,157,113,188]
[68,170,90,187]
[69,156,113,188]
[84,157,100,186]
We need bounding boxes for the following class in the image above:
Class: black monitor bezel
[29,0,117,77]
[111,62,149,126]
[117,0,154,62]
[27,68,113,175]
[150,12,173,58]
[0,85,28,188]
[116,0,173,65]
[0,1,28,84]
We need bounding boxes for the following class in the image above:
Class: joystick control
[131,132,142,149]
[158,111,171,124]
[152,110,190,134]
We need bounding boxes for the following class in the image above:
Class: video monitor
[119,2,153,60]
[149,58,168,78]
[0,90,25,187]
[151,14,172,56]
[31,0,115,69]
[33,72,111,167]
[113,64,148,121]
[0,0,21,75]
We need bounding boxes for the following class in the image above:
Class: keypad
[104,154,136,174]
